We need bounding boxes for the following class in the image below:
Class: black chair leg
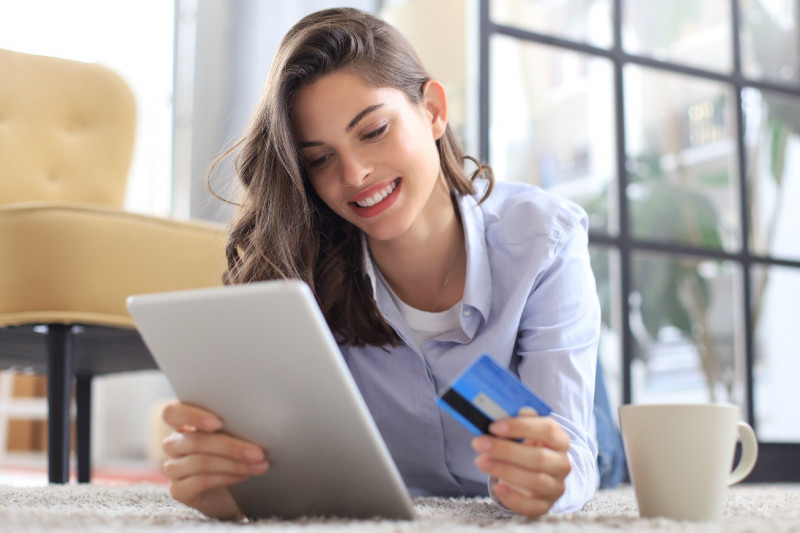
[76,374,92,483]
[46,325,73,484]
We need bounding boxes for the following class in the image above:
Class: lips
[349,178,402,218]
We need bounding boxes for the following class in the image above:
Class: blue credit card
[436,354,552,436]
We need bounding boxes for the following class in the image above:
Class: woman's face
[292,71,449,243]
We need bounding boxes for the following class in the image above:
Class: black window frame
[478,0,800,481]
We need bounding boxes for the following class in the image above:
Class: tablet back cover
[127,280,414,520]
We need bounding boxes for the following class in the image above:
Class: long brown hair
[212,7,493,347]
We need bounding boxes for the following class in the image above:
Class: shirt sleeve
[514,213,600,513]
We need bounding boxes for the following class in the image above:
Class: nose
[339,150,370,187]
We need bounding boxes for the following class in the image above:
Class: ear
[421,79,448,141]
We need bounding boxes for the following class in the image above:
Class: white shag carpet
[0,483,798,532]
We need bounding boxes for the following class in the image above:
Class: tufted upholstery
[0,48,228,483]
[0,48,135,207]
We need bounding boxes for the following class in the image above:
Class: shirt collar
[457,186,492,326]
[360,234,378,298]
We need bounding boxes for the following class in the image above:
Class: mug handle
[728,421,759,486]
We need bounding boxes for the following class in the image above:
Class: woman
[161,7,625,521]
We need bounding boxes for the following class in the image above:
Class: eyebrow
[346,103,384,132]
[299,103,385,149]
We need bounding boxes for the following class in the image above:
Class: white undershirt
[388,289,463,347]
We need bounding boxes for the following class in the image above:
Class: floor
[0,451,167,487]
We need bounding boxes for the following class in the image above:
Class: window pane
[624,66,740,251]
[753,264,800,442]
[491,0,613,49]
[740,0,800,88]
[0,0,174,216]
[743,88,800,261]
[490,35,617,235]
[629,252,745,407]
[590,245,624,414]
[623,0,732,73]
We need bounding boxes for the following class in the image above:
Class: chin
[358,218,414,243]
[349,205,416,243]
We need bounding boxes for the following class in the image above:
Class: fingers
[160,403,268,492]
[472,436,571,479]
[162,429,265,464]
[476,453,566,497]
[161,429,268,521]
[492,480,555,518]
[473,415,572,517]
[159,401,264,521]
[164,453,269,481]
[488,416,570,452]
[162,401,222,432]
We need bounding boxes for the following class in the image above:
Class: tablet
[126,280,415,520]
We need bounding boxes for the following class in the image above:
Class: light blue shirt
[339,180,600,513]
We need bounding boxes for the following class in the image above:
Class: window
[0,0,175,216]
[480,0,800,480]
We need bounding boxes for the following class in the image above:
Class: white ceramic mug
[618,403,758,521]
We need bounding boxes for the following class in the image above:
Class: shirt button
[463,308,472,317]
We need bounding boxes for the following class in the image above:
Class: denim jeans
[594,359,628,488]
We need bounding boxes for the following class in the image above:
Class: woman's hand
[471,413,571,518]
[161,401,270,521]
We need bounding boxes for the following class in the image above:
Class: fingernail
[475,455,492,471]
[201,417,222,431]
[472,437,492,452]
[518,406,539,416]
[249,461,269,472]
[244,448,264,462]
[489,421,509,435]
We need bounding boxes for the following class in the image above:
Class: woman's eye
[363,124,388,140]
[308,154,330,169]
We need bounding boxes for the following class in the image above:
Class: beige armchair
[0,48,227,483]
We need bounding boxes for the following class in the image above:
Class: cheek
[308,175,323,199]
[393,127,439,174]
[309,176,334,206]
[407,137,441,181]
[407,118,441,169]
[309,175,350,216]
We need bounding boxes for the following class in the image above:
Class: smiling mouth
[352,178,400,208]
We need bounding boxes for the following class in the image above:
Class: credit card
[436,354,552,436]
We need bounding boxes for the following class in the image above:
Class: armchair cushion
[0,203,227,329]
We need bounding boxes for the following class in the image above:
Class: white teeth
[355,179,398,208]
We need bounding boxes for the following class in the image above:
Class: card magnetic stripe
[437,388,493,436]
